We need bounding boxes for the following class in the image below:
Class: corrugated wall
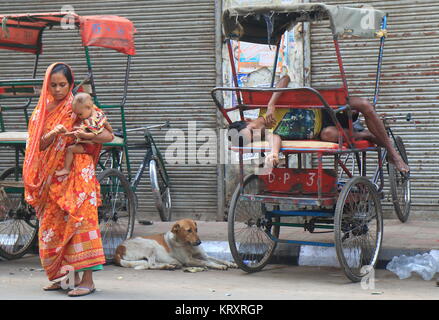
[310,0,439,217]
[0,0,220,221]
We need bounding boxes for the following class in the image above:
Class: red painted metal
[337,159,353,178]
[258,168,337,195]
[226,39,243,109]
[241,87,347,107]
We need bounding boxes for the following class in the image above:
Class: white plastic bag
[386,251,439,281]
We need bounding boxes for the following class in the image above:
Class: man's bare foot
[388,152,410,174]
[55,169,70,176]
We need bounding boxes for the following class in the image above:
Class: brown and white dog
[114,219,237,270]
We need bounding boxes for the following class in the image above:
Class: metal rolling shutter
[0,0,219,221]
[310,0,439,217]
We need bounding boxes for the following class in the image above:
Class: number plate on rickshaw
[258,168,337,194]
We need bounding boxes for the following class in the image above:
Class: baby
[228,116,281,167]
[55,92,113,177]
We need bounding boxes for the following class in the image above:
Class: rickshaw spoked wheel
[334,176,383,282]
[228,174,279,273]
[97,168,135,262]
[0,166,38,260]
[388,136,411,223]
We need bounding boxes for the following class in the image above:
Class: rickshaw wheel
[228,174,279,273]
[149,159,172,221]
[334,176,383,282]
[0,167,38,260]
[388,136,411,223]
[97,168,135,262]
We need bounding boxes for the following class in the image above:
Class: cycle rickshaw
[211,3,411,282]
[0,12,171,261]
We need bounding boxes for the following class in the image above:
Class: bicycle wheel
[388,136,411,222]
[0,167,38,260]
[149,159,172,221]
[97,168,135,262]
[228,174,279,273]
[334,176,383,282]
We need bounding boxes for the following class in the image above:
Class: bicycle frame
[99,122,170,193]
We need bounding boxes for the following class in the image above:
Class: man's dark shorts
[321,109,359,129]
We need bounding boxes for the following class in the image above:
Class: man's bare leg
[347,97,409,173]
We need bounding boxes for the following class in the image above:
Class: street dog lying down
[114,219,237,270]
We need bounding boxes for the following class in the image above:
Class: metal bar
[120,55,132,108]
[269,234,335,247]
[270,210,333,217]
[83,46,99,106]
[125,122,169,132]
[215,0,225,222]
[226,39,243,109]
[338,158,353,178]
[272,222,334,230]
[270,41,281,87]
[239,150,244,194]
[131,149,153,192]
[317,152,323,199]
[373,15,387,107]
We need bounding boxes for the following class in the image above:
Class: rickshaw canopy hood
[0,12,136,55]
[223,2,386,44]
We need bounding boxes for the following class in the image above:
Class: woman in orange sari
[23,62,113,297]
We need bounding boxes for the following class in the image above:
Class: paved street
[0,253,437,301]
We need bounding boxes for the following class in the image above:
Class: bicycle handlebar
[125,121,170,133]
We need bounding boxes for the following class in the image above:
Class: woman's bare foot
[43,273,81,291]
[68,270,96,297]
[55,168,70,176]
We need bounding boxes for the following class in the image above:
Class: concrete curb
[201,241,437,270]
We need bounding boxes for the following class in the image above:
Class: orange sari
[23,63,105,280]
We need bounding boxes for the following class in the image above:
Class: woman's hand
[53,124,67,135]
[40,125,67,151]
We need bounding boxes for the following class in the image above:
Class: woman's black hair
[50,63,74,86]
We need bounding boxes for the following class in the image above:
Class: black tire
[0,167,38,260]
[334,176,383,282]
[97,169,135,262]
[228,175,279,273]
[149,159,172,221]
[388,136,411,222]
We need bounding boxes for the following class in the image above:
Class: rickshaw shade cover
[0,12,136,55]
[223,2,386,44]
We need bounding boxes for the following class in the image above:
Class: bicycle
[98,121,172,224]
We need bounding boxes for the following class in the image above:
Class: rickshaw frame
[211,2,411,282]
[0,12,142,261]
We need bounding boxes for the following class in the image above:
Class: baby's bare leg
[55,144,85,176]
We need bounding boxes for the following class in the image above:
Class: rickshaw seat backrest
[241,87,347,109]
[0,79,44,100]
